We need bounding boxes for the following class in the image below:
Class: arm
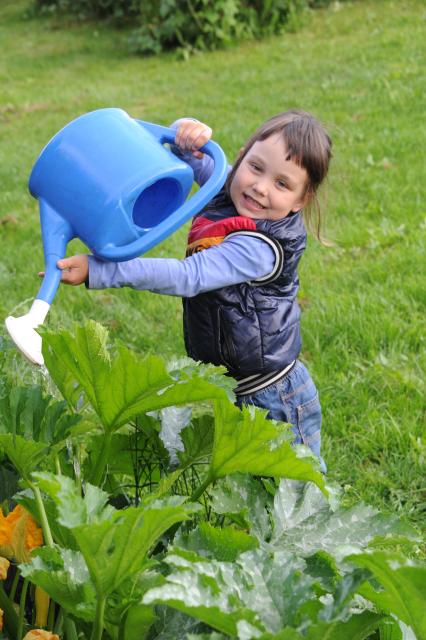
[87,234,277,297]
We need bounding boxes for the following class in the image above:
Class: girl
[54,110,332,471]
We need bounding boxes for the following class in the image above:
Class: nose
[253,178,268,196]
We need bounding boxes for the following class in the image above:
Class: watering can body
[5,108,228,364]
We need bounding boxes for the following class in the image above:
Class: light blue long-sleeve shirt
[88,130,277,297]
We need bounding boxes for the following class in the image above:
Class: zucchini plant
[0,322,424,640]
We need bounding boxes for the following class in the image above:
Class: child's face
[229,133,309,221]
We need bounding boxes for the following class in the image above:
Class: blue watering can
[5,108,228,365]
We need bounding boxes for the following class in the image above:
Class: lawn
[0,0,424,532]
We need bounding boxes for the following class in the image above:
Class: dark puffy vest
[182,192,307,378]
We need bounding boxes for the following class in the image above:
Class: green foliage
[30,0,337,56]
[209,399,326,490]
[39,321,327,493]
[0,383,81,481]
[20,545,97,621]
[349,551,426,640]
[41,320,233,430]
[33,0,136,21]
[22,473,197,600]
[143,547,384,638]
[266,480,419,561]
[176,521,259,562]
[0,320,423,639]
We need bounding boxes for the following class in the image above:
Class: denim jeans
[236,360,326,473]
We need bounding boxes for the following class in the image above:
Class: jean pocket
[296,392,322,453]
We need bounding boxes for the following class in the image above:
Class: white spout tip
[5,316,44,365]
[4,301,50,366]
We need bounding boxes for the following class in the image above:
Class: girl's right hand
[174,119,212,159]
[38,254,89,286]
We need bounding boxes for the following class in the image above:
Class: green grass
[0,0,424,531]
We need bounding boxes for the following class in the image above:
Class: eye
[249,161,262,172]
[276,179,287,189]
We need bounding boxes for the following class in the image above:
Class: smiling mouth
[243,193,266,210]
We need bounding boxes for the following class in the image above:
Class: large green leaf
[42,321,232,432]
[144,547,319,637]
[32,472,115,527]
[119,603,157,640]
[19,545,96,622]
[176,521,259,562]
[153,606,213,639]
[178,415,215,468]
[0,384,80,445]
[32,472,199,598]
[0,434,48,479]
[0,458,19,500]
[75,498,198,597]
[377,617,403,640]
[0,385,82,480]
[15,488,77,550]
[347,551,426,640]
[209,401,326,491]
[268,480,420,562]
[213,479,418,566]
[107,571,164,638]
[210,474,273,540]
[144,544,385,639]
[257,610,385,639]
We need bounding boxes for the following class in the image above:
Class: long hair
[226,109,332,242]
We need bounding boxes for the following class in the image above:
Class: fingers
[56,258,80,284]
[175,120,212,156]
[38,255,89,285]
[58,255,88,285]
[59,269,82,285]
[57,256,78,270]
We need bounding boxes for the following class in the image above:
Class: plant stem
[30,482,54,548]
[90,432,112,486]
[16,577,29,640]
[54,453,62,475]
[189,472,214,502]
[0,583,19,638]
[9,566,20,602]
[63,615,79,640]
[48,598,56,631]
[54,607,64,634]
[90,595,106,640]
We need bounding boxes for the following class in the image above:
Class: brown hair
[226,109,332,242]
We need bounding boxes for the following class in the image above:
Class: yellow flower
[0,509,14,558]
[0,556,10,580]
[0,506,43,562]
[22,630,60,640]
[35,587,50,628]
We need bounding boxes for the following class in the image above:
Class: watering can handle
[98,120,228,261]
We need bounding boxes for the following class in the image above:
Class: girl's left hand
[38,254,89,286]
[174,119,212,158]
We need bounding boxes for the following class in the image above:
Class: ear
[237,147,245,160]
[291,188,312,213]
[291,198,307,213]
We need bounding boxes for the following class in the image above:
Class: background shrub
[34,0,137,22]
[32,0,337,55]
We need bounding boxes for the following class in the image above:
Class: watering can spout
[5,200,73,365]
[36,199,74,305]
